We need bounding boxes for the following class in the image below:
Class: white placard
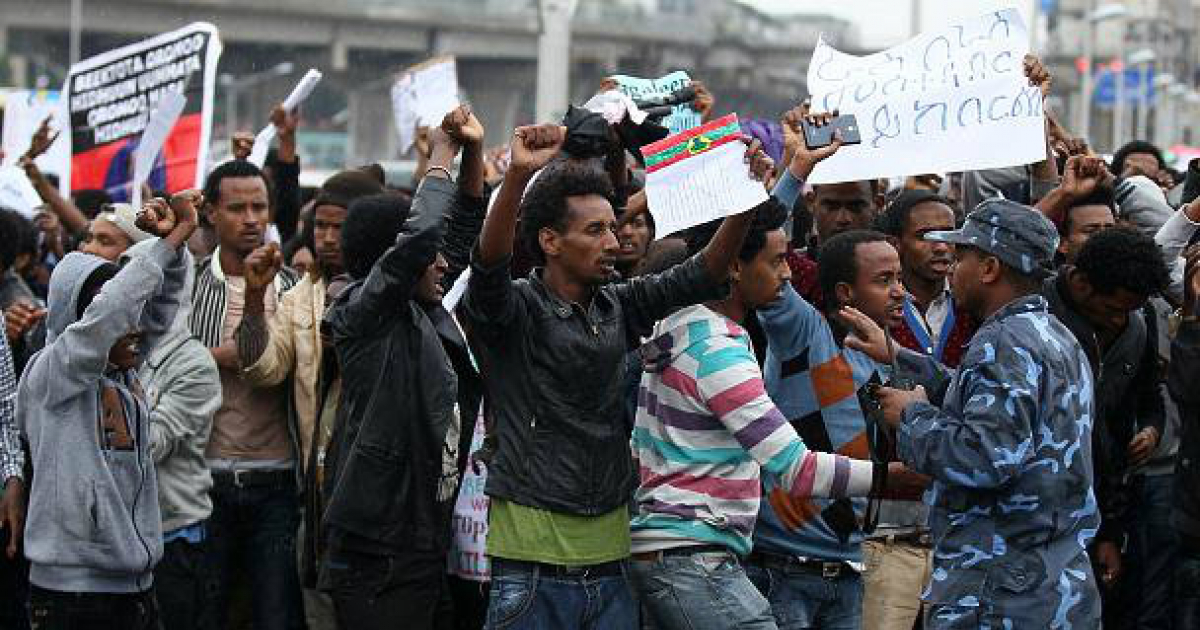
[131,89,187,208]
[248,68,322,168]
[643,114,767,239]
[1,90,71,188]
[447,412,490,582]
[0,166,43,218]
[391,57,460,154]
[805,8,1044,184]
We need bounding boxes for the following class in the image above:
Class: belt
[880,532,933,548]
[212,468,293,488]
[492,557,625,579]
[746,551,852,579]
[631,544,732,562]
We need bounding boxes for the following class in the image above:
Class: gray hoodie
[126,240,221,535]
[16,239,188,593]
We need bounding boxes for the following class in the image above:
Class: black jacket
[1171,320,1200,548]
[321,176,469,555]
[1043,272,1164,543]
[462,251,723,516]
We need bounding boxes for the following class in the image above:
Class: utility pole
[536,0,578,123]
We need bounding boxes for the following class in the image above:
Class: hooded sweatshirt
[125,240,221,534]
[630,304,876,556]
[17,239,188,593]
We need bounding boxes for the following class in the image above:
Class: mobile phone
[802,114,862,149]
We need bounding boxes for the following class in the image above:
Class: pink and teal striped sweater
[630,305,876,555]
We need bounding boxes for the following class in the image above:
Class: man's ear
[978,255,1004,285]
[1066,266,1093,298]
[538,227,561,259]
[804,190,817,210]
[835,281,853,308]
[729,257,743,284]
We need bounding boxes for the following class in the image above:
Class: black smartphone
[802,114,862,149]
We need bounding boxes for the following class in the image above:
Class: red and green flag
[643,113,742,174]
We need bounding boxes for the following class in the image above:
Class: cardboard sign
[64,22,222,199]
[448,412,490,582]
[1,89,71,185]
[805,8,1044,184]
[643,113,767,238]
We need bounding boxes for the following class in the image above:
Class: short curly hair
[684,197,790,262]
[1075,226,1170,297]
[516,160,616,265]
[340,193,413,280]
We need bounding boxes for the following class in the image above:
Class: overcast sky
[747,0,1037,49]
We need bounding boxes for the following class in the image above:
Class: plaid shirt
[0,328,22,481]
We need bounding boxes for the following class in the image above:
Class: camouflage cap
[925,198,1060,277]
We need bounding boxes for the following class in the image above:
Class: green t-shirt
[487,498,630,565]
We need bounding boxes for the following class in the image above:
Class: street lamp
[220,62,295,133]
[1080,3,1128,142]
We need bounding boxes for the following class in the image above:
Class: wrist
[789,157,816,181]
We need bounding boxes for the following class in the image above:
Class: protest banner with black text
[805,7,1043,184]
[64,22,222,199]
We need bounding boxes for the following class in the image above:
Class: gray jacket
[17,240,187,593]
[129,241,221,534]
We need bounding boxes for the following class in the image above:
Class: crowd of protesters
[0,46,1198,630]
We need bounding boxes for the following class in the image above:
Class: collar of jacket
[527,267,613,320]
[1045,271,1141,375]
[982,293,1050,329]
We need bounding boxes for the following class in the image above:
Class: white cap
[97,203,152,243]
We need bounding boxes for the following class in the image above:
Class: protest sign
[612,70,700,135]
[131,89,186,208]
[1,89,71,184]
[643,113,767,238]
[64,22,222,200]
[248,68,322,168]
[805,8,1044,184]
[391,57,460,154]
[448,412,490,582]
[0,166,43,219]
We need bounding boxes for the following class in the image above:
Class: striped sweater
[630,305,875,555]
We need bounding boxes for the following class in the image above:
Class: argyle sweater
[755,285,886,563]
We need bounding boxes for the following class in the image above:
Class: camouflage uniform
[896,201,1102,629]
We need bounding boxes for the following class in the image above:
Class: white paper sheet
[131,89,187,208]
[804,7,1044,184]
[248,68,322,168]
[391,57,460,154]
[643,114,767,239]
[0,166,44,219]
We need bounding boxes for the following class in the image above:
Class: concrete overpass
[2,0,864,164]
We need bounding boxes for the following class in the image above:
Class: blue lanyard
[902,295,956,362]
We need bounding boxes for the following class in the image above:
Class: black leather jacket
[321,176,473,555]
[1171,320,1200,549]
[462,251,723,516]
[1043,272,1164,543]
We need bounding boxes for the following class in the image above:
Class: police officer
[838,199,1101,629]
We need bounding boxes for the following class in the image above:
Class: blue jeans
[745,562,863,630]
[484,558,637,629]
[1177,545,1200,629]
[207,472,305,630]
[630,550,777,630]
[1126,474,1176,630]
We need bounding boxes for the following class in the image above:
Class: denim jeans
[745,562,863,630]
[1125,474,1176,630]
[28,586,161,630]
[1177,545,1200,629]
[154,537,217,630]
[207,473,304,630]
[484,558,637,629]
[630,550,777,630]
[323,546,453,630]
